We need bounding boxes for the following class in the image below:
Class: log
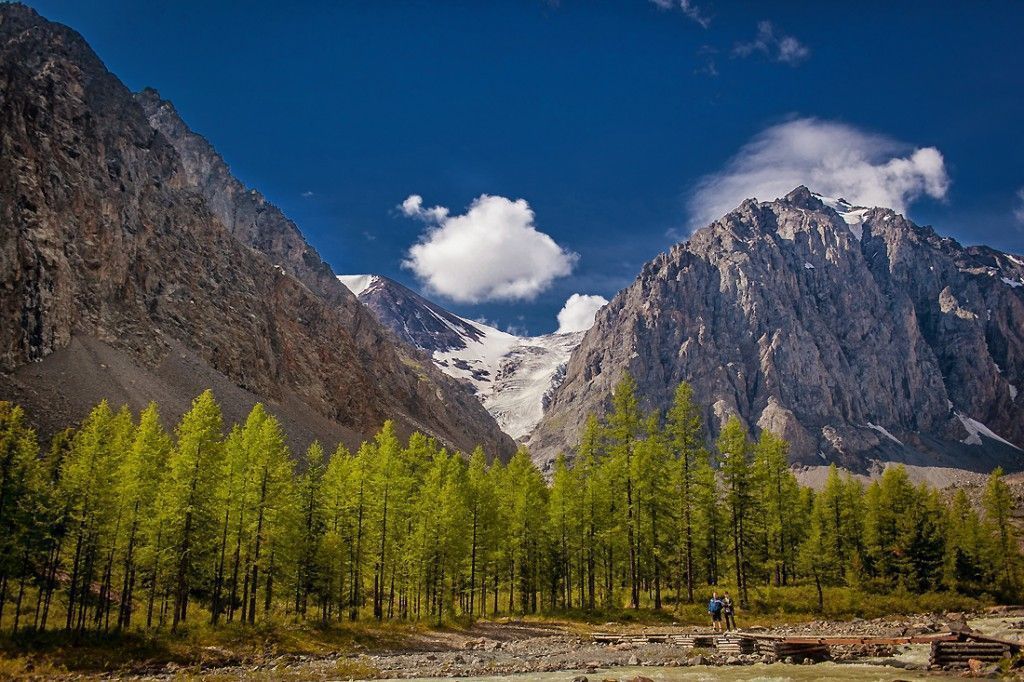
[930,641,1012,667]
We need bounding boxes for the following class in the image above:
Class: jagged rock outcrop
[0,3,514,458]
[529,187,1024,472]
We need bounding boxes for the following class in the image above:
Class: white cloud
[733,21,809,65]
[301,190,315,198]
[556,293,609,334]
[650,0,710,28]
[400,194,449,223]
[688,118,951,229]
[401,194,578,303]
[1015,188,1024,224]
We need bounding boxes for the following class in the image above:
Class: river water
[400,663,957,682]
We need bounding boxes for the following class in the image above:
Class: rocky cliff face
[529,187,1024,472]
[0,3,514,458]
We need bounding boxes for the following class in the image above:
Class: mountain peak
[783,184,821,209]
[531,190,1024,473]
[337,274,379,297]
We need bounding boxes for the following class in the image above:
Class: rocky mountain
[529,187,1024,473]
[0,3,514,458]
[338,275,582,439]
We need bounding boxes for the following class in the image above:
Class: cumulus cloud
[401,194,578,303]
[688,117,951,229]
[556,293,609,334]
[400,194,449,223]
[650,0,711,28]
[733,21,809,65]
[1015,188,1024,224]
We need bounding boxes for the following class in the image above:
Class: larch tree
[465,446,496,618]
[717,415,754,607]
[0,402,45,632]
[982,467,1020,593]
[115,403,171,629]
[160,390,224,632]
[547,453,576,610]
[665,382,706,603]
[753,429,800,586]
[633,414,672,609]
[606,374,642,609]
[58,401,119,633]
[293,441,328,618]
[945,488,990,591]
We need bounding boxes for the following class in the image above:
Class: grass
[0,615,419,679]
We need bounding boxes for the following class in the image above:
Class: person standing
[708,591,723,632]
[722,592,736,631]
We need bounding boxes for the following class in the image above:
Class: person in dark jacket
[722,592,736,631]
[708,591,724,632]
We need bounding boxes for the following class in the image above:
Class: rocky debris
[0,3,514,458]
[530,186,1024,472]
[108,613,1023,680]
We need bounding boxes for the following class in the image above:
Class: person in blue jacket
[708,591,724,632]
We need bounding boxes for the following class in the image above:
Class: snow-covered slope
[813,193,873,239]
[337,275,582,440]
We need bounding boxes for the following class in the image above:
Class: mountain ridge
[0,2,514,458]
[529,186,1024,472]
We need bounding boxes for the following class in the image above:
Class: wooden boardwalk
[591,631,956,646]
[592,628,1023,667]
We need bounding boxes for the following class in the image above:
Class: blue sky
[24,0,1024,334]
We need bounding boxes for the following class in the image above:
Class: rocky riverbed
[145,609,1023,680]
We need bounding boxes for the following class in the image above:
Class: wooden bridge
[592,628,1022,667]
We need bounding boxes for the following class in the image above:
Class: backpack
[709,598,722,614]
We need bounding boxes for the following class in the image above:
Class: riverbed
[400,664,958,682]
[142,613,1023,680]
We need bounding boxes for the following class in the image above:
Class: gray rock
[0,2,515,461]
[531,186,1024,471]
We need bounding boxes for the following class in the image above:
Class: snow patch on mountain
[813,193,872,240]
[462,329,584,440]
[429,319,583,439]
[867,422,903,446]
[955,412,1021,449]
[337,274,377,296]
[338,274,585,440]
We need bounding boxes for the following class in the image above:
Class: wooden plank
[931,640,1013,667]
